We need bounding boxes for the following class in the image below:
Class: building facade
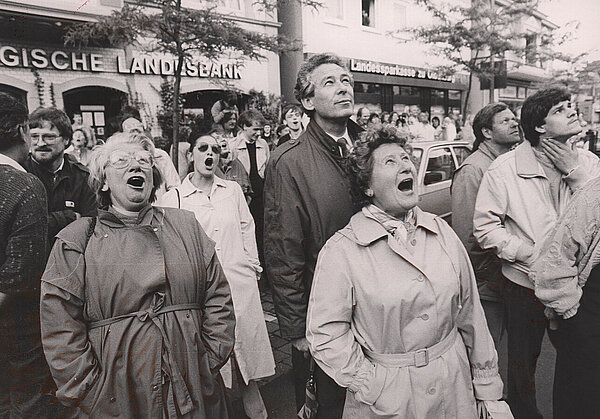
[279,0,469,120]
[0,0,280,139]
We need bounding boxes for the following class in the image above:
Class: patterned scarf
[362,204,416,244]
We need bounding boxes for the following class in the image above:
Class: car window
[453,146,471,166]
[411,148,423,173]
[424,147,455,185]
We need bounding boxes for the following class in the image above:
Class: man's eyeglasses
[196,143,221,154]
[31,133,62,143]
[108,150,155,169]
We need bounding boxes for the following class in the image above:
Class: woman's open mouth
[127,176,145,189]
[398,178,414,192]
[204,157,214,169]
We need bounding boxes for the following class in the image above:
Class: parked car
[411,140,471,221]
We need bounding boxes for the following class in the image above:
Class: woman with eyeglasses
[159,134,275,419]
[40,132,236,418]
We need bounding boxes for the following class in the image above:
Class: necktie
[337,138,349,157]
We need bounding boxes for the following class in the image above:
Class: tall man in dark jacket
[23,107,96,245]
[0,93,56,417]
[264,53,362,417]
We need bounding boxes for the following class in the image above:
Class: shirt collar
[515,140,545,178]
[477,140,503,161]
[179,173,227,198]
[0,153,26,172]
[98,204,157,228]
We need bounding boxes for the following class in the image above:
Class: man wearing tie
[264,53,362,418]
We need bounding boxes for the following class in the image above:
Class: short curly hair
[0,93,28,151]
[347,125,413,208]
[87,132,163,208]
[521,87,571,146]
[294,53,352,117]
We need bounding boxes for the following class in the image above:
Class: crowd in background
[1,51,600,419]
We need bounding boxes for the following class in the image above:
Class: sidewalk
[231,287,297,418]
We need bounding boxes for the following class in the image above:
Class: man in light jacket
[473,87,600,419]
[452,102,521,347]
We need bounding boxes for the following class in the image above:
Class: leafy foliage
[247,89,282,127]
[64,0,308,166]
[407,0,572,113]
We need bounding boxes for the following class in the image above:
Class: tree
[64,0,318,167]
[407,0,571,115]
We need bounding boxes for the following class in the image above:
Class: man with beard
[0,93,58,417]
[24,108,96,245]
[264,53,362,418]
[473,88,600,419]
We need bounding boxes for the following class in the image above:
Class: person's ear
[301,96,315,112]
[535,124,546,134]
[481,127,493,140]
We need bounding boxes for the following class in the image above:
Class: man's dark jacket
[264,118,362,339]
[0,165,47,336]
[24,154,97,242]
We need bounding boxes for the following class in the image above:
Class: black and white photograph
[0,0,598,417]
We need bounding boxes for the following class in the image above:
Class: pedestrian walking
[159,133,275,419]
[264,53,362,418]
[473,87,600,419]
[0,92,62,418]
[231,109,270,279]
[40,132,235,418]
[306,125,505,418]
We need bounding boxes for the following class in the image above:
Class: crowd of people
[354,105,471,143]
[0,51,598,419]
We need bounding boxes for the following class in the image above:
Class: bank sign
[0,45,242,79]
[350,59,454,83]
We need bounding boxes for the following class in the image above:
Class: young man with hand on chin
[473,88,600,419]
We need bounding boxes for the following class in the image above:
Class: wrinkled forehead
[195,135,219,147]
[309,63,351,84]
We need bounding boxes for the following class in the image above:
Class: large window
[431,89,445,120]
[448,90,462,115]
[354,82,383,113]
[362,0,375,27]
[393,3,407,28]
[392,86,422,114]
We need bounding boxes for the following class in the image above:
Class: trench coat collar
[349,206,439,246]
[515,140,546,178]
[98,204,162,228]
[179,173,227,198]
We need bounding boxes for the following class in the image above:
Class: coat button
[417,275,424,282]
[103,234,108,238]
[427,387,436,395]
[410,238,417,246]
[110,397,116,403]
[421,314,429,321]
[153,227,158,232]
[152,384,160,391]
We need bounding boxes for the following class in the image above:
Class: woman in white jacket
[159,133,275,419]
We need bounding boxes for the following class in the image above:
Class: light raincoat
[40,206,235,418]
[159,175,275,385]
[306,208,503,418]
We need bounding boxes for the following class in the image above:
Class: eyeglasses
[108,150,155,169]
[31,133,62,143]
[196,143,221,154]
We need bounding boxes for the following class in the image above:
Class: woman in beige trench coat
[40,133,235,418]
[306,126,505,418]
